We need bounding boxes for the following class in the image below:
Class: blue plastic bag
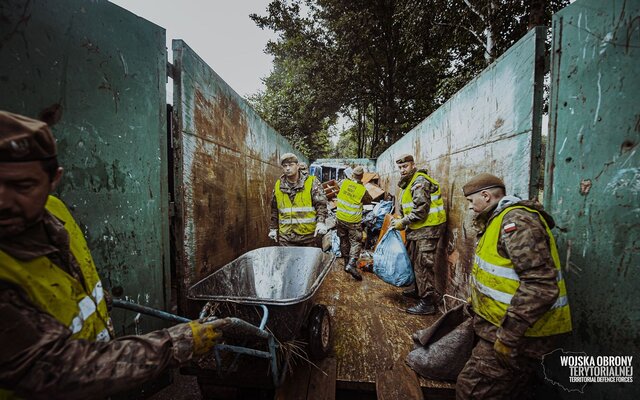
[330,230,342,257]
[373,229,414,286]
[362,200,393,231]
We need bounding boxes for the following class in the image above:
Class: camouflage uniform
[456,197,564,399]
[269,173,328,247]
[0,210,197,399]
[398,169,445,304]
[336,180,373,261]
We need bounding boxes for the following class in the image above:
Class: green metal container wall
[546,0,640,397]
[376,28,546,299]
[171,40,305,313]
[0,0,170,334]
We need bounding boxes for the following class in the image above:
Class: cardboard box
[364,182,385,201]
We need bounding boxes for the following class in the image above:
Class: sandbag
[405,304,474,381]
[373,229,413,286]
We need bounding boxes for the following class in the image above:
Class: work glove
[391,218,406,231]
[494,338,517,368]
[314,222,328,237]
[268,229,278,242]
[188,319,228,356]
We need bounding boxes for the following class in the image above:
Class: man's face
[0,161,62,238]
[466,191,490,214]
[398,161,415,177]
[282,161,299,178]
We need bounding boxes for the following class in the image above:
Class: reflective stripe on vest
[336,179,367,223]
[471,205,572,337]
[400,172,447,229]
[275,176,317,235]
[0,196,112,342]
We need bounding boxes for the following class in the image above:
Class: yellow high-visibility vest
[400,172,446,229]
[0,195,112,342]
[336,179,367,223]
[274,176,317,235]
[471,205,572,337]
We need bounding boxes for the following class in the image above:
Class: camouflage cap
[298,162,308,171]
[395,154,414,164]
[352,166,364,177]
[280,152,299,165]
[462,173,505,196]
[0,110,57,162]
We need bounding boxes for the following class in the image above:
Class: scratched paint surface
[546,1,639,398]
[172,40,305,313]
[0,0,170,334]
[376,29,546,299]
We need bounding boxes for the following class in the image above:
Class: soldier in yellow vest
[269,153,328,246]
[392,154,447,315]
[336,166,372,281]
[456,173,572,399]
[0,111,227,399]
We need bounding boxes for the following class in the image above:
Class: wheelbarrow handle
[112,299,191,323]
[223,317,270,339]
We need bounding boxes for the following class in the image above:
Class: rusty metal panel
[0,0,170,333]
[546,1,639,396]
[376,28,546,299]
[172,40,305,313]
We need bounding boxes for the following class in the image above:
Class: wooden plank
[315,259,450,389]
[308,357,337,400]
[376,361,424,400]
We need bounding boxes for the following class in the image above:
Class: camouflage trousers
[456,337,537,400]
[406,238,440,302]
[336,220,363,261]
[278,234,321,248]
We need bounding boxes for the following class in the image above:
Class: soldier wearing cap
[336,165,372,281]
[456,173,572,399]
[391,154,447,315]
[269,152,328,246]
[0,110,228,399]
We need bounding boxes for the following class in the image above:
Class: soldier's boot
[344,258,362,281]
[406,299,436,315]
[402,288,419,299]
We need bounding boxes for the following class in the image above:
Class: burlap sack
[405,304,474,381]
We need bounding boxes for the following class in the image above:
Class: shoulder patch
[503,222,517,233]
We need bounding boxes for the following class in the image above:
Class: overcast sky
[109,0,277,98]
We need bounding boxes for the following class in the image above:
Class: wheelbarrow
[113,246,334,387]
[187,246,335,386]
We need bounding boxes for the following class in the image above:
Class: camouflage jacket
[397,169,444,240]
[0,215,196,399]
[269,173,328,242]
[472,196,562,357]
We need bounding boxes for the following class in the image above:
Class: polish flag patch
[503,223,517,233]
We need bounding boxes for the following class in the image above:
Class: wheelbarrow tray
[188,246,335,342]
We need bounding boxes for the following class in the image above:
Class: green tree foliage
[250,0,568,160]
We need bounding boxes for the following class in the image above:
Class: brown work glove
[392,218,406,231]
[189,319,228,356]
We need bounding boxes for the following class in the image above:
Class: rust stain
[580,179,592,196]
[494,118,505,129]
[191,88,249,282]
[194,89,246,152]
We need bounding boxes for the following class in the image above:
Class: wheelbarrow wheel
[307,304,331,360]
